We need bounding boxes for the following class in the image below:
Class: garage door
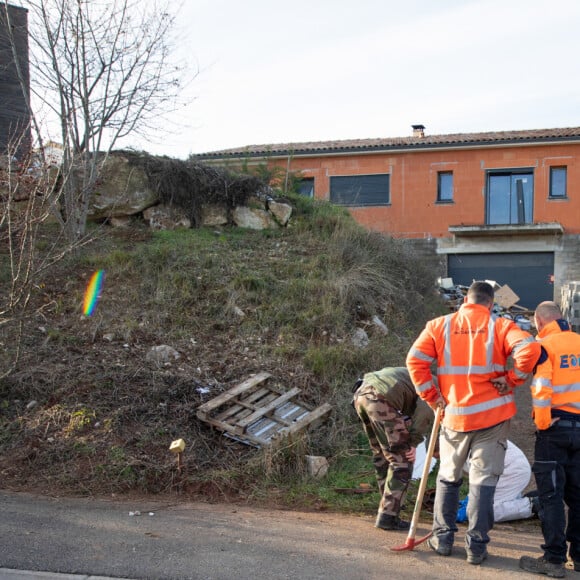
[447,253,554,310]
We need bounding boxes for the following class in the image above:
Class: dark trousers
[533,422,580,564]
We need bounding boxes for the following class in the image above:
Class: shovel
[391,405,442,552]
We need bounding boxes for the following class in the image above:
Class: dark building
[0,3,30,161]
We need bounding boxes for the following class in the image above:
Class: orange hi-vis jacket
[532,319,580,430]
[406,303,540,432]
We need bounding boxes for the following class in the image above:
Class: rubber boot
[375,512,410,531]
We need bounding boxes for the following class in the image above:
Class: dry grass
[0,195,446,507]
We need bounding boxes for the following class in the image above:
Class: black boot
[375,513,410,531]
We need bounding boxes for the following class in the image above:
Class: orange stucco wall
[269,142,580,238]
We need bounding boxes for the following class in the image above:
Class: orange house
[196,125,580,310]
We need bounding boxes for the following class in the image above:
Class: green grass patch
[1,191,447,500]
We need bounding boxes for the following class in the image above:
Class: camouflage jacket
[359,366,434,447]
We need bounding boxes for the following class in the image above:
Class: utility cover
[196,372,332,448]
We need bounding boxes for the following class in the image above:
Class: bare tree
[24,0,191,240]
[1,0,191,374]
[0,128,68,377]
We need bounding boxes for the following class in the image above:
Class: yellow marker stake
[169,439,186,453]
[169,439,186,472]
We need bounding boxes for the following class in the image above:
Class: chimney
[412,124,425,138]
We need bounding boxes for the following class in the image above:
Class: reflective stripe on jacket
[532,319,580,430]
[406,302,540,432]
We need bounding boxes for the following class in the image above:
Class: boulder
[146,345,181,365]
[351,327,369,349]
[88,155,158,220]
[232,206,278,230]
[201,204,229,227]
[267,200,292,226]
[143,204,191,230]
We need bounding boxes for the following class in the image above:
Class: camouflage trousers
[353,385,413,516]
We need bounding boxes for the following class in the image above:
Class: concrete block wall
[403,238,446,278]
[555,234,580,306]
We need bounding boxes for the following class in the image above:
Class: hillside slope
[0,197,450,503]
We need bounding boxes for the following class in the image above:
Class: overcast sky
[119,0,580,158]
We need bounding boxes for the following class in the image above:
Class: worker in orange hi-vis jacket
[406,280,540,566]
[519,301,580,578]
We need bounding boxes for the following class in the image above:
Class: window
[329,174,390,206]
[549,166,567,198]
[297,177,314,198]
[437,171,454,202]
[486,170,534,225]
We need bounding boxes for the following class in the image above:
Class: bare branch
[22,0,194,240]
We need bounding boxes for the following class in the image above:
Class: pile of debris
[438,278,533,331]
[561,281,580,333]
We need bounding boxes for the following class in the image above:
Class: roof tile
[194,126,580,158]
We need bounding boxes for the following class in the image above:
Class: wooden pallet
[196,372,333,447]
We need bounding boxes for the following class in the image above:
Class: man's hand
[405,447,416,462]
[428,395,446,413]
[491,376,511,395]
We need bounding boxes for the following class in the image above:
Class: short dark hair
[467,281,494,305]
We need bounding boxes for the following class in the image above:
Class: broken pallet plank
[273,403,333,439]
[213,387,276,422]
[233,387,302,433]
[275,402,308,423]
[197,372,272,419]
[219,395,280,425]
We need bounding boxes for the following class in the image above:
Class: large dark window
[329,174,390,206]
[549,166,567,198]
[297,177,314,197]
[437,171,454,202]
[486,170,534,225]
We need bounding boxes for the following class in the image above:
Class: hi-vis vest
[406,303,540,432]
[532,319,580,430]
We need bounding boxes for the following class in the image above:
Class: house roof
[194,126,580,160]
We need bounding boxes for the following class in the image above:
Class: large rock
[143,204,191,230]
[267,200,292,226]
[351,327,369,348]
[201,204,229,226]
[88,155,158,220]
[146,345,181,365]
[232,206,278,230]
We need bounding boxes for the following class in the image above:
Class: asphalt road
[0,490,548,579]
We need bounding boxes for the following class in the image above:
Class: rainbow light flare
[83,270,105,317]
